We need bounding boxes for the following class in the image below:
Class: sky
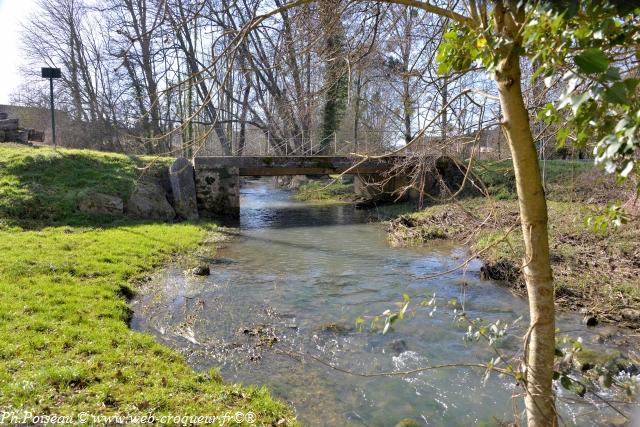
[0,0,37,104]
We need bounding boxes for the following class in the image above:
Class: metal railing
[181,128,404,157]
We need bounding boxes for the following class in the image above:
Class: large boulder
[623,194,640,218]
[288,175,309,190]
[169,157,199,220]
[340,175,354,184]
[126,181,175,221]
[78,192,123,216]
[0,119,19,131]
[27,129,45,142]
[273,176,291,188]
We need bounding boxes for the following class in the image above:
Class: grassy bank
[0,145,297,425]
[389,160,640,328]
[295,180,355,203]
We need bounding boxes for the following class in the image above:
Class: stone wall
[170,157,199,220]
[194,165,240,219]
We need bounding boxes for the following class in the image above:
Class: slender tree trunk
[401,7,412,145]
[238,84,250,155]
[403,79,412,145]
[67,33,85,121]
[354,73,362,152]
[494,2,556,426]
[441,75,448,146]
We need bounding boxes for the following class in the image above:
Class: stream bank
[133,178,638,426]
[387,194,640,331]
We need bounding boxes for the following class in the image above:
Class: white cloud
[0,0,37,104]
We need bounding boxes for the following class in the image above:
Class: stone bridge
[192,156,408,219]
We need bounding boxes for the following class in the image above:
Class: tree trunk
[238,84,250,155]
[494,2,556,426]
[441,75,448,147]
[354,73,362,152]
[401,8,413,145]
[319,0,348,153]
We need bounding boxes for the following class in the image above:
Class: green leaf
[620,160,634,178]
[605,82,628,104]
[560,375,587,397]
[443,30,458,41]
[574,48,610,74]
[624,78,640,93]
[571,381,587,397]
[572,339,583,351]
[599,374,613,388]
[560,375,572,390]
[399,302,409,320]
[569,92,592,115]
[556,127,570,147]
[437,62,451,75]
[604,67,621,81]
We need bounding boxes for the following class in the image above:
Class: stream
[131,178,636,426]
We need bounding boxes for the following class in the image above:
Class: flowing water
[132,179,635,426]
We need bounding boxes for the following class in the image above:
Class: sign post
[41,67,62,148]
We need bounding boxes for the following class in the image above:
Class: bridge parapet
[193,156,404,177]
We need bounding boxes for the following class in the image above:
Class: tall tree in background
[166,0,232,155]
[18,0,485,155]
[109,0,163,138]
[319,0,348,152]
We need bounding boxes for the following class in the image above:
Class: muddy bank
[387,198,640,330]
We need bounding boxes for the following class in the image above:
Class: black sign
[41,67,62,79]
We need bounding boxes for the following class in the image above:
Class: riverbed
[131,179,635,426]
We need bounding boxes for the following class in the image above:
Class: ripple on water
[131,179,637,427]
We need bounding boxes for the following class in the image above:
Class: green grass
[0,145,297,425]
[367,200,420,219]
[295,180,354,203]
[472,159,594,200]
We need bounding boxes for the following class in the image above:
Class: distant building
[405,127,508,160]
